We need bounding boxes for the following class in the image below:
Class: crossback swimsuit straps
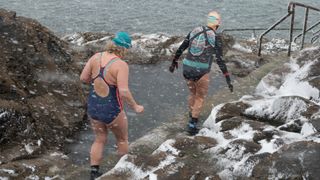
[87,53,123,124]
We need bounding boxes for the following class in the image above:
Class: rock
[252,141,320,179]
[225,53,259,77]
[215,102,250,122]
[296,47,320,68]
[63,32,241,67]
[220,33,236,55]
[220,117,243,131]
[229,139,261,154]
[194,136,218,150]
[218,139,261,161]
[244,96,320,126]
[172,136,217,152]
[279,119,303,133]
[0,7,85,170]
[0,151,71,179]
[255,63,292,96]
[63,32,186,64]
[310,118,320,132]
[309,76,320,95]
[253,128,279,143]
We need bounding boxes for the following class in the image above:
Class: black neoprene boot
[187,117,199,135]
[90,166,102,180]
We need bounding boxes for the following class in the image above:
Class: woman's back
[89,52,122,97]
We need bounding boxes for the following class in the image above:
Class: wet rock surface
[252,141,320,179]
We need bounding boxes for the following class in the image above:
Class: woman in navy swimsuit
[80,32,144,179]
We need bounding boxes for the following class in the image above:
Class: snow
[202,104,224,129]
[262,38,299,54]
[37,140,42,146]
[245,97,308,123]
[0,169,15,175]
[277,60,319,101]
[103,139,180,179]
[229,123,256,141]
[10,38,19,44]
[83,36,111,46]
[44,176,62,180]
[63,33,84,45]
[134,33,170,44]
[247,55,320,124]
[25,175,39,180]
[199,127,229,147]
[148,174,157,180]
[300,122,317,136]
[24,143,34,154]
[256,59,320,102]
[104,153,178,179]
[22,163,36,172]
[257,138,282,154]
[232,43,253,53]
[153,139,179,156]
[0,111,9,119]
[50,152,69,159]
[255,74,282,96]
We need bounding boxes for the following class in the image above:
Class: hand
[169,60,178,73]
[134,104,144,113]
[225,75,233,92]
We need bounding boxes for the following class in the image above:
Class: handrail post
[301,8,309,49]
[257,13,291,56]
[288,3,295,56]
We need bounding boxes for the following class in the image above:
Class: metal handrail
[294,20,320,42]
[311,29,320,43]
[222,28,302,40]
[258,1,320,57]
[288,2,320,12]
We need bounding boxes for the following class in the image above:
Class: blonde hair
[105,41,127,57]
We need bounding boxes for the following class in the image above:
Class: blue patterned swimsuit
[87,53,122,124]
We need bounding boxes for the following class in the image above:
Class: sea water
[1,0,319,36]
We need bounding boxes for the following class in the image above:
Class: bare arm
[116,62,139,110]
[80,54,98,83]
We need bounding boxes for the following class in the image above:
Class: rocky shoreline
[1,8,319,180]
[98,47,320,180]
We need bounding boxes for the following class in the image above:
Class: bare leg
[186,80,197,115]
[90,119,108,166]
[191,73,210,118]
[109,111,128,157]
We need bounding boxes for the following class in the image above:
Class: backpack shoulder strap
[189,26,212,42]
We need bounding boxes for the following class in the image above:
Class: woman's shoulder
[112,58,128,70]
[88,52,103,62]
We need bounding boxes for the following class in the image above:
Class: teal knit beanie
[112,32,132,49]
